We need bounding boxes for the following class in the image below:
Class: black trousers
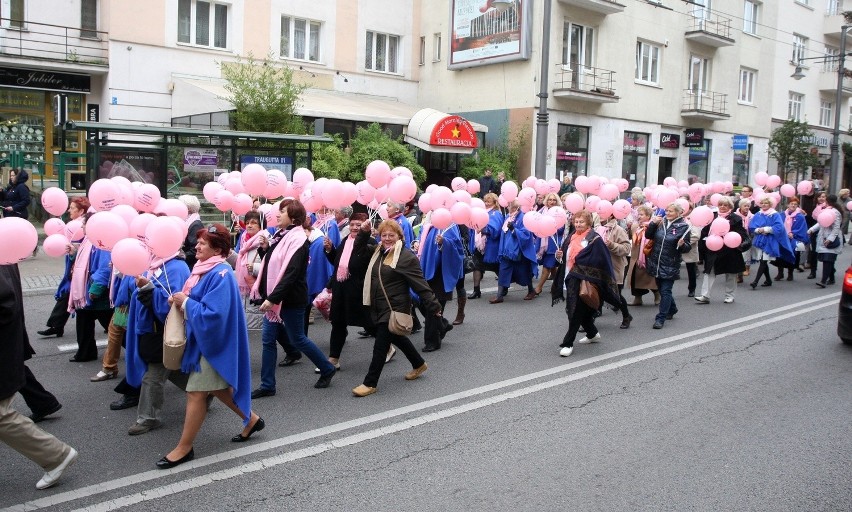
[45,292,71,330]
[819,253,838,284]
[74,309,114,360]
[362,323,425,388]
[685,262,698,293]
[561,300,599,348]
[19,365,60,415]
[423,299,447,349]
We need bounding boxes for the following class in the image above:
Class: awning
[403,108,479,155]
[170,78,487,149]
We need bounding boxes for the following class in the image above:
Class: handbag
[642,239,654,257]
[162,302,187,371]
[579,280,600,310]
[461,236,475,274]
[377,262,413,336]
[826,236,841,249]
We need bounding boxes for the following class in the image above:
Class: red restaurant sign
[430,115,478,149]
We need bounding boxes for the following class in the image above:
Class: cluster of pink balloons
[419,182,484,231]
[524,207,566,238]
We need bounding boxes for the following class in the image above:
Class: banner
[448,0,532,70]
[183,148,218,172]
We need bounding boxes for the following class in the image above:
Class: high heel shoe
[467,290,481,299]
[156,448,194,469]
[231,417,265,442]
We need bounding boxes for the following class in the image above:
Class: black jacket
[326,229,376,327]
[699,212,748,275]
[0,170,30,219]
[0,264,30,400]
[257,227,310,309]
[183,219,204,269]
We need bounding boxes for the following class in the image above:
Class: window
[689,55,710,94]
[743,1,758,35]
[635,41,661,85]
[419,36,426,66]
[9,0,24,28]
[557,124,590,179]
[788,92,804,120]
[823,46,840,72]
[820,100,833,126]
[688,140,711,184]
[792,34,807,63]
[828,0,844,16]
[562,22,595,89]
[80,0,98,38]
[733,143,752,187]
[692,0,710,19]
[622,132,649,189]
[177,0,228,49]
[739,68,755,104]
[365,31,400,73]
[433,33,442,62]
[281,16,321,61]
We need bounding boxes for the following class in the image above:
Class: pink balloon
[85,211,129,251]
[266,201,281,226]
[264,169,288,199]
[522,176,537,189]
[523,211,542,234]
[312,178,329,199]
[675,198,691,216]
[723,231,742,249]
[368,199,380,211]
[612,199,632,219]
[754,171,769,186]
[616,179,630,193]
[599,183,620,201]
[216,172,230,185]
[534,179,549,195]
[537,215,558,237]
[355,181,376,205]
[470,198,485,209]
[501,181,519,202]
[418,193,433,213]
[596,199,614,219]
[450,201,472,226]
[292,168,315,193]
[709,193,723,207]
[0,217,37,264]
[213,190,234,212]
[705,234,724,251]
[431,208,453,230]
[818,209,837,228]
[232,193,254,215]
[431,187,453,209]
[497,195,509,208]
[564,193,585,214]
[585,195,600,212]
[224,178,245,195]
[169,215,188,241]
[547,178,561,193]
[321,179,347,209]
[129,213,156,242]
[547,206,566,221]
[709,217,730,237]
[451,177,467,191]
[300,187,324,213]
[88,179,121,211]
[780,184,796,198]
[690,205,714,227]
[467,179,481,195]
[40,187,69,216]
[387,176,417,204]
[656,188,678,209]
[797,181,814,196]
[44,217,66,236]
[711,181,725,194]
[203,182,223,203]
[847,200,852,212]
[111,238,151,276]
[114,181,136,206]
[145,216,184,258]
[365,160,391,189]
[376,203,388,219]
[517,187,537,208]
[159,198,189,220]
[374,185,389,203]
[470,207,489,230]
[43,233,69,258]
[452,190,472,204]
[663,177,677,188]
[64,219,84,242]
[241,163,268,196]
[391,166,413,178]
[134,184,161,213]
[342,181,358,206]
[425,184,438,194]
[766,175,782,189]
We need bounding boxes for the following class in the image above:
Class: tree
[458,124,528,182]
[311,133,349,180]
[345,123,426,185]
[768,119,820,182]
[219,52,306,134]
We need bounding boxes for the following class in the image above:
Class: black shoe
[231,417,265,442]
[439,318,452,340]
[37,327,63,337]
[687,291,695,298]
[423,345,440,352]
[156,448,194,469]
[750,282,758,290]
[666,310,677,320]
[620,315,632,329]
[69,355,97,362]
[278,355,302,367]
[110,395,139,411]
[250,387,275,399]
[826,279,835,285]
[816,281,826,288]
[357,330,373,338]
[807,274,817,279]
[761,282,772,287]
[787,274,794,281]
[411,324,422,334]
[29,403,62,423]
[774,273,784,281]
[314,368,336,389]
[467,290,481,299]
[653,321,664,329]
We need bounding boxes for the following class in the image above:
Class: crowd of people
[1,168,847,490]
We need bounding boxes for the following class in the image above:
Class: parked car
[837,265,852,345]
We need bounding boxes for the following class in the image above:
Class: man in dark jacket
[1,168,31,219]
[478,168,499,197]
[0,263,78,489]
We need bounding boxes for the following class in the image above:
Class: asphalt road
[3,271,851,511]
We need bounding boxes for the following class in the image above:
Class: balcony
[0,18,108,71]
[681,89,730,120]
[685,13,735,47]
[824,12,846,39]
[818,70,852,97]
[557,0,626,15]
[553,64,619,104]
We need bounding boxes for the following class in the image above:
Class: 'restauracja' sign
[0,67,91,93]
[430,115,478,149]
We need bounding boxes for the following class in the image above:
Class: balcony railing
[0,18,108,66]
[553,63,619,102]
[685,12,735,47]
[681,89,730,119]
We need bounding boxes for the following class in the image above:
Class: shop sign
[449,0,532,69]
[684,128,704,147]
[87,104,99,122]
[557,150,586,161]
[732,134,748,150]
[184,148,218,172]
[0,67,90,93]
[660,133,680,149]
[801,135,829,147]
[0,89,44,111]
[430,115,478,149]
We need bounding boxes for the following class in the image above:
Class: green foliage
[768,119,820,175]
[219,52,306,134]
[344,123,426,185]
[310,133,348,180]
[459,124,528,182]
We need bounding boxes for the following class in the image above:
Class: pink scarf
[68,239,94,313]
[235,229,269,295]
[250,226,308,322]
[182,255,227,295]
[418,222,432,258]
[634,222,650,269]
[336,234,357,282]
[784,208,802,234]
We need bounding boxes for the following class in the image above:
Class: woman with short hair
[748,197,795,289]
[625,205,659,306]
[808,194,843,287]
[468,192,503,299]
[694,197,748,304]
[645,203,691,329]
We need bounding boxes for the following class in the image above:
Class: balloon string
[162,264,173,295]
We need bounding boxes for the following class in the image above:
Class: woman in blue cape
[748,197,795,289]
[468,193,503,299]
[774,198,810,281]
[491,199,538,303]
[157,224,262,469]
[416,217,464,351]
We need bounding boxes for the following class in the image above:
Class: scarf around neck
[68,238,94,313]
[250,226,308,322]
[182,255,227,295]
[235,229,269,295]
[784,208,802,233]
[363,241,403,306]
[336,234,357,282]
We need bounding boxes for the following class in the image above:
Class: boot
[653,290,661,306]
[453,296,467,325]
[774,269,784,280]
[467,287,481,299]
[786,270,794,281]
[743,265,750,277]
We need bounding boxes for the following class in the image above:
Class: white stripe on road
[8,294,839,512]
[57,340,108,353]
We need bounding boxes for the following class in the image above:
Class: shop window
[556,124,589,179]
[733,143,751,187]
[622,131,648,189]
[688,139,711,184]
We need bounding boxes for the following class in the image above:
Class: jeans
[654,278,676,324]
[260,312,333,391]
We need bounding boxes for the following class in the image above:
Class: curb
[24,287,57,298]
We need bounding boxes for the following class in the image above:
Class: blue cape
[750,211,796,263]
[788,213,810,245]
[482,209,505,263]
[182,262,252,425]
[319,218,342,248]
[307,235,333,295]
[497,212,539,287]
[420,224,465,293]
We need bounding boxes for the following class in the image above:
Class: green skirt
[185,356,229,392]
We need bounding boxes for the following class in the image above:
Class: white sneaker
[694,295,709,304]
[36,447,77,490]
[559,346,574,357]
[724,297,734,304]
[577,333,602,344]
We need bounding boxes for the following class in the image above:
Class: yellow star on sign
[451,125,460,138]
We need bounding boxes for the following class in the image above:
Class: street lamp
[791,24,850,195]
[533,0,552,179]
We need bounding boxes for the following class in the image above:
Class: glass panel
[213,4,227,48]
[688,140,711,184]
[556,124,590,178]
[281,17,290,56]
[81,0,97,38]
[294,19,306,59]
[178,0,191,43]
[650,46,658,82]
[10,0,24,28]
[389,35,398,73]
[376,33,387,71]
[196,1,210,46]
[365,32,373,69]
[309,22,320,61]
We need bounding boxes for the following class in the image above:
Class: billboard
[448,0,532,70]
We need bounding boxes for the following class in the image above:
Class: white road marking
[8,294,839,512]
[57,340,108,352]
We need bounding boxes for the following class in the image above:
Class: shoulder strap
[376,252,397,314]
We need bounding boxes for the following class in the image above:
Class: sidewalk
[18,219,66,296]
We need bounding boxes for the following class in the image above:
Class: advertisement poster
[448,0,531,70]
[97,148,164,187]
[240,155,292,179]
[183,148,219,172]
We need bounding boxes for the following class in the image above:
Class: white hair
[178,194,201,213]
